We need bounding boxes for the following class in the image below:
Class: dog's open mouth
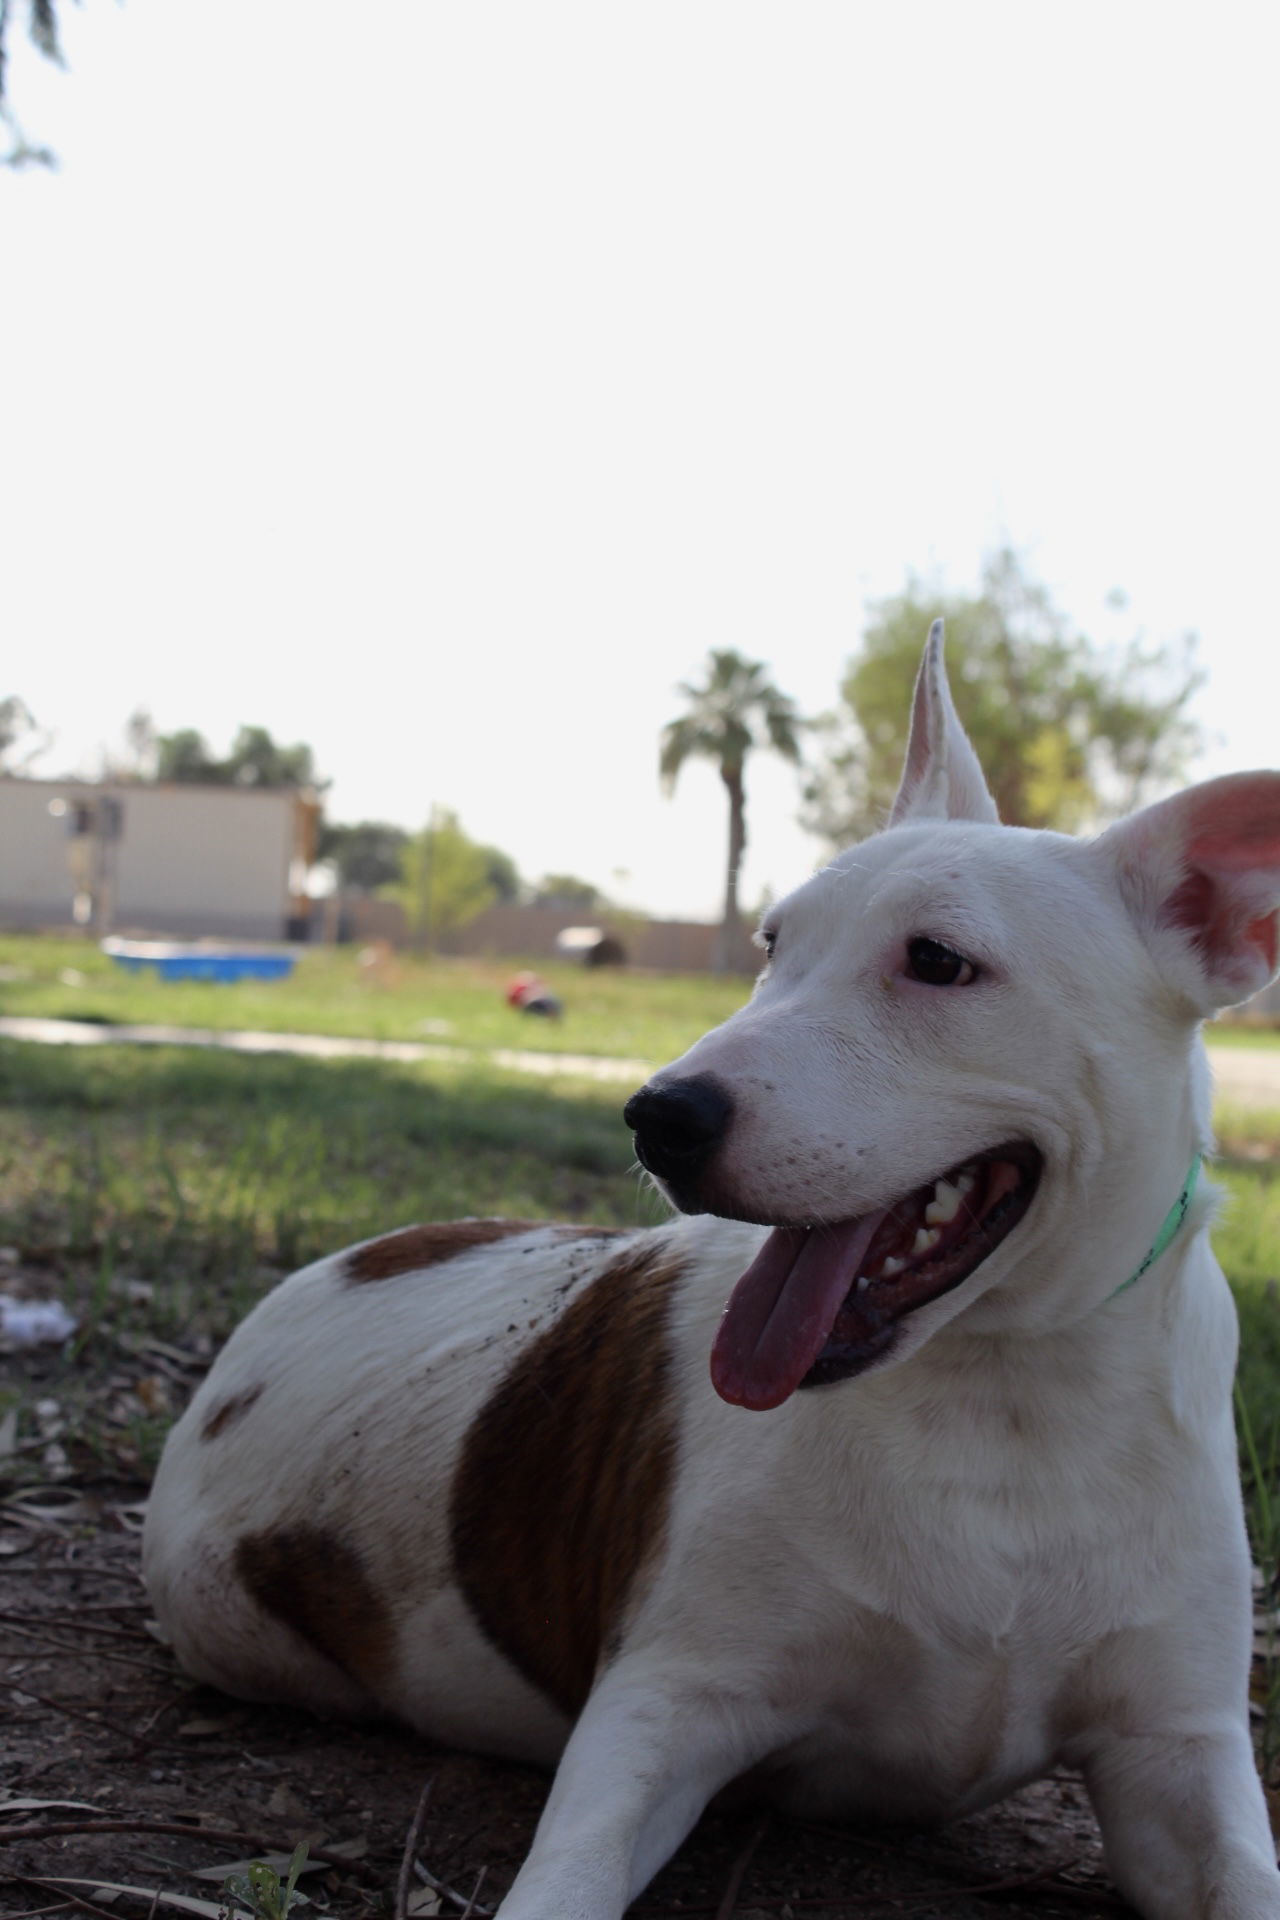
[710,1143,1042,1410]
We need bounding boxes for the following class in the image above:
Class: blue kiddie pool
[101,938,297,983]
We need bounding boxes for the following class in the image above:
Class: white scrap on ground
[0,1295,78,1347]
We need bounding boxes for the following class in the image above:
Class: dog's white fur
[145,630,1280,1918]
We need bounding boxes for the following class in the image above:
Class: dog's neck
[1106,1154,1204,1304]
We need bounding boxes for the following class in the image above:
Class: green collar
[1107,1155,1204,1302]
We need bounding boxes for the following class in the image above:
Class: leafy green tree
[661,651,804,972]
[533,873,602,910]
[318,821,409,894]
[804,550,1203,845]
[391,809,498,948]
[154,729,231,785]
[154,724,321,789]
[480,843,522,905]
[223,725,321,790]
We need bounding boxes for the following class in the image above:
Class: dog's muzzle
[624,1075,734,1202]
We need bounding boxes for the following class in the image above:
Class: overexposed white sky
[3,2,1278,920]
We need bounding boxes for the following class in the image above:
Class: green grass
[1193,1133,1280,1778]
[0,1035,668,1482]
[0,932,750,1063]
[0,1039,662,1317]
[1205,1021,1280,1050]
[1216,1153,1280,1477]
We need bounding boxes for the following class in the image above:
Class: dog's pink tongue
[710,1215,885,1411]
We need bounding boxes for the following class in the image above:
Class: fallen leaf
[117,1333,206,1368]
[0,1796,105,1814]
[191,1849,325,1882]
[111,1276,156,1304]
[134,1375,171,1414]
[266,1782,311,1824]
[41,1879,244,1918]
[3,1486,87,1520]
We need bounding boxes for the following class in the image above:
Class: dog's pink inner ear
[1165,868,1280,983]
[1164,807,1280,988]
[1126,772,1280,1004]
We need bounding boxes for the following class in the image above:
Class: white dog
[144,627,1280,1919]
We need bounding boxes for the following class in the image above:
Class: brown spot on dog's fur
[347,1218,626,1283]
[346,1218,545,1283]
[450,1237,683,1717]
[200,1383,265,1441]
[234,1525,394,1689]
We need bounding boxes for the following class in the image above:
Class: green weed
[221,1841,310,1920]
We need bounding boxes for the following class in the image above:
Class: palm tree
[660,651,803,972]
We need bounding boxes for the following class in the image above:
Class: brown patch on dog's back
[234,1525,394,1689]
[450,1237,683,1717]
[200,1383,265,1441]
[346,1218,542,1283]
[344,1218,622,1284]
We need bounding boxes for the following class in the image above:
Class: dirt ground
[1,1310,1132,1920]
[0,1532,1131,1919]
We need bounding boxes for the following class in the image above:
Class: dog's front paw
[1202,1852,1280,1920]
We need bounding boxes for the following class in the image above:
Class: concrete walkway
[0,1014,652,1086]
[2,1011,1279,1108]
[1206,1043,1280,1110]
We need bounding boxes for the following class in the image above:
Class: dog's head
[626,622,1280,1410]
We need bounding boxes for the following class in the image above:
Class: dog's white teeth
[924,1179,963,1225]
[912,1226,942,1255]
[856,1274,871,1292]
[958,1169,977,1194]
[880,1256,905,1277]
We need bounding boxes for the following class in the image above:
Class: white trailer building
[0,778,319,941]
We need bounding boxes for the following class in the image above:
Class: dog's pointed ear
[1096,772,1280,1012]
[889,621,1000,828]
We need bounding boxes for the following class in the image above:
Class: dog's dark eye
[906,937,978,987]
[759,926,778,962]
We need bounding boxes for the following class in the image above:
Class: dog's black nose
[623,1076,734,1183]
